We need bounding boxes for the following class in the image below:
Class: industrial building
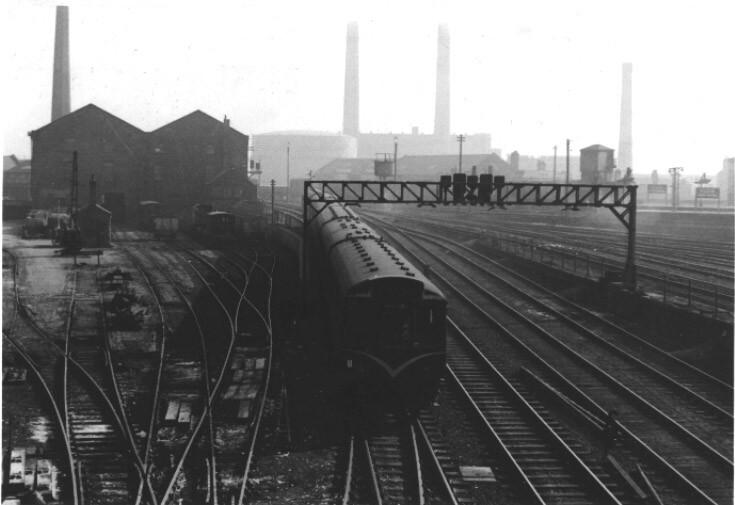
[251,131,356,186]
[717,157,734,206]
[3,155,32,202]
[579,144,616,184]
[151,111,255,212]
[3,155,33,218]
[29,104,147,219]
[29,105,256,222]
[313,153,517,181]
[251,22,494,186]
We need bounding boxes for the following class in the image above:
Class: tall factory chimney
[433,24,450,137]
[618,62,633,172]
[51,5,71,121]
[342,22,360,136]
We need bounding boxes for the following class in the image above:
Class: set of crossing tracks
[2,239,275,505]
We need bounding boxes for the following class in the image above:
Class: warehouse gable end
[29,104,253,222]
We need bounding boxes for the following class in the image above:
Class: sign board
[695,187,720,199]
[374,160,393,178]
[647,184,668,194]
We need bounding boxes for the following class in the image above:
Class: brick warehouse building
[29,104,255,222]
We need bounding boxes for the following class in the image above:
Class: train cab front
[339,276,447,410]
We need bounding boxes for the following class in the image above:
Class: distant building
[314,153,518,181]
[394,153,516,180]
[3,155,33,218]
[717,157,734,206]
[252,132,356,186]
[314,158,376,180]
[3,155,32,201]
[509,151,520,172]
[500,152,581,182]
[28,104,255,222]
[579,145,615,184]
[355,131,492,160]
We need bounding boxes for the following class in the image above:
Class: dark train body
[190,202,265,245]
[307,203,447,408]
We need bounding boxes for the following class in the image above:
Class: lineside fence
[482,229,732,322]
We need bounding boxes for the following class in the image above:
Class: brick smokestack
[618,62,633,172]
[434,24,450,137]
[51,5,71,121]
[342,22,359,136]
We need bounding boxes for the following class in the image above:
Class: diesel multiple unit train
[307,203,447,407]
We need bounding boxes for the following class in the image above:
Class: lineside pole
[623,186,637,289]
[301,181,308,283]
[270,179,275,226]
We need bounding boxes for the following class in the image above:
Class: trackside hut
[75,203,111,247]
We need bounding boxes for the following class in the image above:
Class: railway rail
[370,218,732,505]
[341,413,424,505]
[121,245,210,505]
[361,208,733,317]
[3,247,158,504]
[171,246,274,505]
[395,224,734,428]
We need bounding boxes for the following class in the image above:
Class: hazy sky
[2,0,733,176]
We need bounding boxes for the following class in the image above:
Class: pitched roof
[580,144,614,151]
[153,110,248,139]
[28,103,144,137]
[314,158,375,178]
[396,153,512,175]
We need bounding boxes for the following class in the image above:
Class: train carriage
[309,203,446,407]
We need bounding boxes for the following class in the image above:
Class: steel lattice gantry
[302,178,638,288]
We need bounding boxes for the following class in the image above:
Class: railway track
[370,218,732,504]
[171,246,274,505]
[396,225,734,436]
[342,413,423,505]
[121,245,208,505]
[445,320,624,505]
[414,411,477,505]
[362,208,734,315]
[3,331,79,503]
[4,247,159,504]
[66,281,132,505]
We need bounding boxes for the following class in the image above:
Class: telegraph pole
[286,142,291,201]
[270,179,275,225]
[669,167,683,210]
[457,134,466,173]
[393,136,398,180]
[565,139,571,184]
[553,145,557,183]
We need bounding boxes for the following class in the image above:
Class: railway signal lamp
[478,174,492,204]
[440,175,452,203]
[452,173,467,203]
[467,174,479,204]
